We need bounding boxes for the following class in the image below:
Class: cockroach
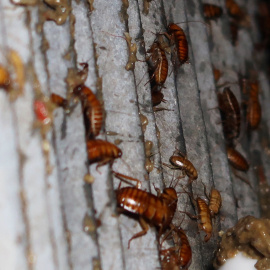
[227,147,254,189]
[247,100,261,130]
[180,188,212,242]
[209,189,222,217]
[197,197,212,242]
[226,0,244,20]
[87,139,122,167]
[73,84,103,137]
[203,4,223,20]
[168,154,198,181]
[160,248,179,270]
[175,227,192,269]
[116,185,178,248]
[230,19,239,46]
[147,41,168,86]
[239,76,248,94]
[0,65,10,89]
[247,82,261,130]
[257,1,270,47]
[151,90,166,107]
[213,67,221,82]
[51,93,68,109]
[160,226,192,270]
[256,165,270,218]
[218,87,241,143]
[167,23,189,65]
[226,146,249,171]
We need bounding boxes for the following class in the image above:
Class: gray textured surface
[0,0,270,269]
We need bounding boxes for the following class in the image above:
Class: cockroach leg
[128,217,149,249]
[112,171,142,189]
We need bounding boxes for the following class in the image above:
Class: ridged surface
[0,0,269,269]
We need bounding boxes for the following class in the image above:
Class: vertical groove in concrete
[185,0,239,236]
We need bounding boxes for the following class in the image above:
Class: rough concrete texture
[0,0,270,269]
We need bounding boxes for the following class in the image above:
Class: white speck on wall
[219,252,257,270]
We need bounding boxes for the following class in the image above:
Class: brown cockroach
[147,41,168,86]
[160,226,192,270]
[167,154,198,181]
[116,185,178,248]
[226,146,249,171]
[247,82,261,130]
[230,19,239,46]
[208,189,222,217]
[257,1,270,47]
[160,248,179,270]
[51,93,68,109]
[175,227,192,269]
[247,100,261,130]
[87,139,122,167]
[213,67,221,82]
[218,87,241,143]
[151,90,166,107]
[181,188,212,242]
[197,197,212,242]
[0,65,10,89]
[74,84,103,137]
[226,0,244,20]
[227,147,254,189]
[203,4,223,20]
[167,23,189,65]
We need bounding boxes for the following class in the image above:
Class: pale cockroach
[197,197,212,242]
[208,188,222,217]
